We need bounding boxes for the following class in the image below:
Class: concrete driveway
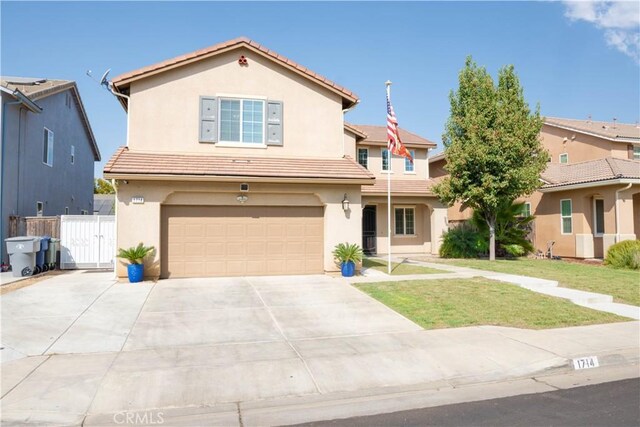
[2,271,637,426]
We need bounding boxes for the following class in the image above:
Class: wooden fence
[8,216,60,238]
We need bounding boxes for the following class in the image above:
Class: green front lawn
[355,278,628,330]
[431,258,640,306]
[363,258,445,275]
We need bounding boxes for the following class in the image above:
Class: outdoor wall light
[236,195,248,204]
[342,194,350,212]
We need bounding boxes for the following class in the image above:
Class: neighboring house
[429,117,640,258]
[93,194,115,215]
[103,37,375,279]
[344,123,447,255]
[1,77,100,262]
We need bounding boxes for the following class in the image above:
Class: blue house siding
[1,88,97,262]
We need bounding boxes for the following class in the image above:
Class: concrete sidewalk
[1,271,638,426]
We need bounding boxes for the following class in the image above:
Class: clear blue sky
[2,1,639,176]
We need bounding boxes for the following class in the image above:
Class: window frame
[560,199,573,235]
[36,201,44,217]
[520,202,532,218]
[394,206,416,236]
[43,127,54,167]
[381,148,392,172]
[559,153,569,164]
[64,207,69,215]
[217,97,266,146]
[404,150,416,174]
[357,148,369,169]
[593,198,605,236]
[633,146,640,160]
[70,145,75,165]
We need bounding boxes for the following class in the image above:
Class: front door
[362,205,377,255]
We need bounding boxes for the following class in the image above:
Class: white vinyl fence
[60,215,115,269]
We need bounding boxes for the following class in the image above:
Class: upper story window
[404,150,416,173]
[358,148,368,169]
[70,145,75,165]
[43,128,54,167]
[382,149,390,171]
[200,96,282,146]
[220,99,264,143]
[634,146,640,160]
[559,153,569,164]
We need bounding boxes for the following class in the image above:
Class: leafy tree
[433,57,548,260]
[94,178,115,194]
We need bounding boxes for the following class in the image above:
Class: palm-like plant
[332,242,364,265]
[117,243,154,265]
[472,201,535,257]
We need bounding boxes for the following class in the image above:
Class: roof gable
[112,37,358,109]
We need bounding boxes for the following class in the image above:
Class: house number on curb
[572,356,599,370]
[131,196,144,204]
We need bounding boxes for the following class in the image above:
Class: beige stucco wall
[541,124,630,164]
[429,157,448,179]
[359,145,430,180]
[127,47,345,159]
[343,130,357,158]
[361,196,447,255]
[115,180,362,278]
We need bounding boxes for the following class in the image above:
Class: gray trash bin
[5,237,40,277]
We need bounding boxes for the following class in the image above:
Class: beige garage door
[161,206,324,278]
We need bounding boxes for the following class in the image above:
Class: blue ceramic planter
[341,261,355,277]
[127,264,144,283]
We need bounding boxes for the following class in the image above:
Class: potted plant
[332,242,363,277]
[117,243,154,283]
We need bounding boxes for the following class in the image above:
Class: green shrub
[332,242,364,265]
[604,240,640,270]
[439,222,486,258]
[472,201,535,257]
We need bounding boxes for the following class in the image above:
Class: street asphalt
[292,378,640,427]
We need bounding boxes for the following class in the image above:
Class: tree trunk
[488,218,496,261]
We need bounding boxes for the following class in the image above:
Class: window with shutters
[199,97,282,146]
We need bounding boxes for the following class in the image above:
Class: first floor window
[36,202,44,217]
[382,149,390,171]
[634,146,640,160]
[358,148,368,169]
[559,153,569,164]
[395,207,415,235]
[519,202,532,217]
[43,128,54,166]
[561,199,572,234]
[405,150,415,173]
[65,207,69,215]
[219,98,264,143]
[594,199,605,235]
[81,210,88,215]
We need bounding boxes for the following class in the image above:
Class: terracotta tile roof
[343,122,367,140]
[103,147,375,182]
[111,37,358,107]
[362,178,438,195]
[348,124,437,148]
[0,76,101,161]
[544,117,640,142]
[541,157,640,188]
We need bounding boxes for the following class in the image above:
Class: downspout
[0,99,23,262]
[615,182,633,243]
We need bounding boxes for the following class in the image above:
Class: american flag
[386,90,413,163]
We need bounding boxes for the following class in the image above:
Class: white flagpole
[385,81,392,275]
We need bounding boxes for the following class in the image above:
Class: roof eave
[539,178,640,192]
[103,172,375,185]
[544,121,640,144]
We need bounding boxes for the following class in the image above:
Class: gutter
[615,182,633,243]
[539,178,639,193]
[102,173,375,185]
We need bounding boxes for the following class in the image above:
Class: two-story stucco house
[104,37,449,279]
[1,77,101,262]
[430,117,640,259]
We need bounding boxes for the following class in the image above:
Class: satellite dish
[99,69,111,87]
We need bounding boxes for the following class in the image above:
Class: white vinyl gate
[60,215,115,269]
